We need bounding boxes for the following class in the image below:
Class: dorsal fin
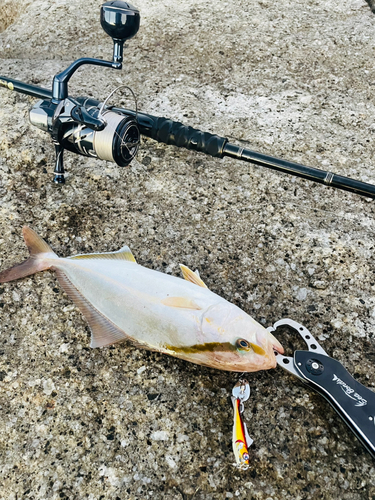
[179,264,208,288]
[68,245,136,263]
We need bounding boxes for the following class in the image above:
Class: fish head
[200,303,284,372]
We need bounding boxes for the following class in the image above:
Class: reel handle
[52,1,140,102]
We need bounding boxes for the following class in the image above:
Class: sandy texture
[1,0,375,498]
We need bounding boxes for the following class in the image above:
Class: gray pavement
[1,0,375,498]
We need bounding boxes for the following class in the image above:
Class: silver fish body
[0,227,284,371]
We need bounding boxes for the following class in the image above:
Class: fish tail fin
[0,226,58,283]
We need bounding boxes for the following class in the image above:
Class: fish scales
[59,257,216,347]
[0,227,284,372]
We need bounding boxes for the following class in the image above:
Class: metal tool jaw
[267,318,328,379]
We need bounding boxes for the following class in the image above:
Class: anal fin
[54,268,129,348]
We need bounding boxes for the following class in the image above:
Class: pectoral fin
[54,269,129,348]
[161,296,202,310]
[179,264,208,288]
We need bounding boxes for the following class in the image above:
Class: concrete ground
[1,0,375,498]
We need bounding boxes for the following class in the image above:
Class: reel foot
[53,142,65,184]
[53,174,65,184]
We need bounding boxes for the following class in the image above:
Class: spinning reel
[29,1,141,183]
[1,1,375,198]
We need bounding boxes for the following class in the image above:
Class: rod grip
[147,116,227,158]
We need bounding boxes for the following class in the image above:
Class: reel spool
[59,109,140,167]
[29,88,140,182]
[60,86,140,168]
[93,84,140,167]
[92,112,139,167]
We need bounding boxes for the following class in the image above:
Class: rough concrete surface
[1,0,375,498]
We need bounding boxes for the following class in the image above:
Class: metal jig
[231,379,253,470]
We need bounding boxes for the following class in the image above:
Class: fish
[0,227,284,372]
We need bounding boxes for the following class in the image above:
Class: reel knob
[100,1,140,41]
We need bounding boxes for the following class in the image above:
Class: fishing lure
[231,379,253,469]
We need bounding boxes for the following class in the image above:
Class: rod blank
[223,143,375,199]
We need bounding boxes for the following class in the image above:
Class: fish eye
[236,339,250,350]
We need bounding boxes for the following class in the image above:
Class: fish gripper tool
[268,318,375,459]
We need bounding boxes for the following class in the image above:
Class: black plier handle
[268,318,375,459]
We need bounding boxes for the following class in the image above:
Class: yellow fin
[179,264,208,288]
[69,245,136,263]
[161,296,202,310]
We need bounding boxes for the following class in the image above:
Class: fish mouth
[251,344,279,370]
[268,343,283,368]
[267,331,284,355]
[272,343,284,355]
[266,341,284,369]
[255,334,284,370]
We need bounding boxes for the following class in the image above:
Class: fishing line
[98,84,140,157]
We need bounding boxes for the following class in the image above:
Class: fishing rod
[1,1,374,200]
